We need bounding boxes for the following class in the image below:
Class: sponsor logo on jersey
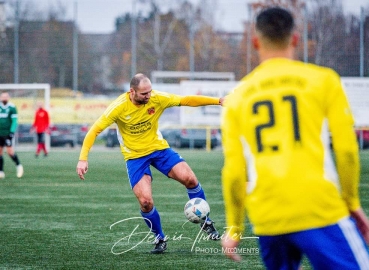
[147,107,155,115]
[128,120,152,134]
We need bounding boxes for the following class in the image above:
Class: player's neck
[258,47,295,63]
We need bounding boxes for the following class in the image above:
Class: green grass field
[0,148,368,269]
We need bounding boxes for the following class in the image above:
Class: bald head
[129,73,152,105]
[130,73,151,91]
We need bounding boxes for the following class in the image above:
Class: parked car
[50,124,84,147]
[16,124,34,143]
[105,128,120,148]
[77,124,88,145]
[161,128,219,149]
[105,127,220,149]
[356,129,369,149]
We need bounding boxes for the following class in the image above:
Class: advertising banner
[12,98,114,124]
[341,77,369,127]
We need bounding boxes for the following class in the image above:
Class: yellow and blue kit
[221,58,360,237]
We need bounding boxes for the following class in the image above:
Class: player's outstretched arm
[76,122,103,180]
[179,95,223,107]
[350,208,369,244]
[221,97,247,262]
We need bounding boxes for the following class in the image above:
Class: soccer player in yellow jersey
[221,7,369,269]
[76,73,224,254]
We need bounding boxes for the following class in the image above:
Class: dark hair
[255,7,295,47]
[130,73,149,90]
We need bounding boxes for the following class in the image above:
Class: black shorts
[0,136,12,147]
[37,133,45,143]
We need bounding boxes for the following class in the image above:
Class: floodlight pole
[131,0,137,78]
[246,4,252,74]
[73,1,78,92]
[303,4,308,63]
[0,1,6,39]
[14,0,19,84]
[359,6,364,77]
[189,25,195,80]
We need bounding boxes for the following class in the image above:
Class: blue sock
[187,183,206,200]
[140,206,165,240]
[187,183,212,222]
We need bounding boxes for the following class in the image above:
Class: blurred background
[0,0,368,149]
[0,0,368,92]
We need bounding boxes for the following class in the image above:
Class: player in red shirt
[31,102,50,157]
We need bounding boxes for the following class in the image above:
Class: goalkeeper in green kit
[0,92,23,179]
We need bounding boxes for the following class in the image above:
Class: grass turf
[0,148,368,269]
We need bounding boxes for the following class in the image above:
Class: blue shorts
[125,148,185,189]
[258,218,369,270]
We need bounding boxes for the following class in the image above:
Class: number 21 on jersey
[252,95,300,153]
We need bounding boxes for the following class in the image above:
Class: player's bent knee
[184,178,198,189]
[139,199,154,212]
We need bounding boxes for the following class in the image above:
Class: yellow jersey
[79,91,220,161]
[93,90,181,160]
[221,58,360,237]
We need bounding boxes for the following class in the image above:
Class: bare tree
[139,0,186,71]
[308,0,344,66]
[0,0,45,84]
[6,0,44,22]
[0,1,103,91]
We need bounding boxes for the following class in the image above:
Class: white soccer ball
[184,198,210,223]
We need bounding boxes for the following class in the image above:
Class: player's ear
[252,36,260,50]
[291,32,299,47]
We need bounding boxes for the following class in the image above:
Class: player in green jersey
[0,92,23,178]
